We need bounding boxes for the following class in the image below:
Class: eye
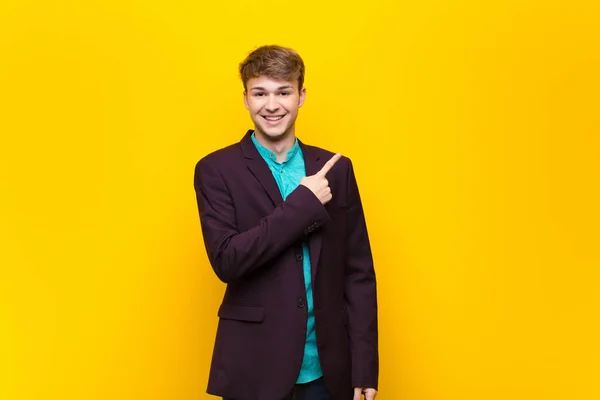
[280,92,290,96]
[253,92,265,97]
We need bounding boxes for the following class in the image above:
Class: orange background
[1,1,599,399]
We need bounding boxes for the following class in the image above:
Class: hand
[354,387,377,400]
[300,153,341,205]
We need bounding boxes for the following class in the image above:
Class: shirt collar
[251,132,300,163]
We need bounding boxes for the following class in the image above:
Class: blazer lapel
[240,131,325,282]
[299,140,324,283]
[240,131,283,206]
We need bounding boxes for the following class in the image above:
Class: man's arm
[343,158,379,392]
[193,158,329,283]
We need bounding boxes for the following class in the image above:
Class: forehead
[247,75,298,91]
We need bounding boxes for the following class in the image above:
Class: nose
[265,94,279,113]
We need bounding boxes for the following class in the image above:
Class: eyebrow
[250,85,294,91]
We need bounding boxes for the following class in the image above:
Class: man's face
[244,75,306,141]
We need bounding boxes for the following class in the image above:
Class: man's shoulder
[195,142,242,169]
[302,142,353,170]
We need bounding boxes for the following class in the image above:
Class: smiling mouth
[263,115,285,121]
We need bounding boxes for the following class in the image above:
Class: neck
[254,129,296,163]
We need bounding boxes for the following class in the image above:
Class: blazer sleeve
[343,158,379,390]
[194,158,330,283]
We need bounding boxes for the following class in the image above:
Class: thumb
[354,387,363,400]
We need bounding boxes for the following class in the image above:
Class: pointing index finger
[317,153,342,177]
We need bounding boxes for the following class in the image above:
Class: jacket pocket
[326,203,347,215]
[218,303,265,323]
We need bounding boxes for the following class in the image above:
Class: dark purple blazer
[193,130,378,400]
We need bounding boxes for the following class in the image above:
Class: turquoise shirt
[251,133,323,384]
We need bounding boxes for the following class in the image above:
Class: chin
[256,126,291,141]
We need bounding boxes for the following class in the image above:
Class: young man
[193,45,379,400]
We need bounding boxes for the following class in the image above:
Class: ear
[243,91,250,110]
[298,87,307,108]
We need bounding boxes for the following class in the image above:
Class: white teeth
[264,116,284,121]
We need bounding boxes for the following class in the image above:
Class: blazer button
[296,254,303,261]
[297,299,305,308]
